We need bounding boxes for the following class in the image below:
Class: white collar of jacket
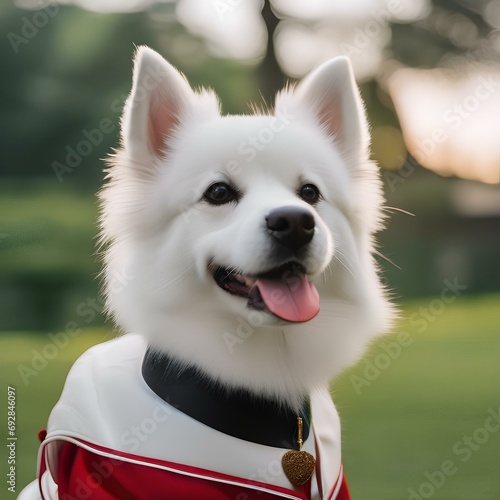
[39,334,343,499]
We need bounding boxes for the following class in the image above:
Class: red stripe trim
[38,436,311,500]
[38,447,46,498]
[327,467,351,500]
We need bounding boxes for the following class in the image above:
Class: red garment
[46,440,351,500]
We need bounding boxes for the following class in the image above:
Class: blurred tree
[389,0,498,68]
[0,2,260,183]
[258,0,284,103]
[1,4,157,183]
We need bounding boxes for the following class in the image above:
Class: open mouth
[210,262,320,323]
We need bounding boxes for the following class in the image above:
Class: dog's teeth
[247,285,266,311]
[233,274,255,287]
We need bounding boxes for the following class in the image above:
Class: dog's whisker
[155,263,197,292]
[383,206,415,217]
[373,249,401,270]
[323,261,334,281]
[332,249,356,281]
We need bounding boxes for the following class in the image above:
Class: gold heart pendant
[282,449,316,486]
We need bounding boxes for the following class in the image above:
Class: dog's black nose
[266,206,315,251]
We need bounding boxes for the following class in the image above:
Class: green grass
[1,327,114,495]
[333,293,500,499]
[2,294,499,498]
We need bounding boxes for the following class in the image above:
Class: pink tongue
[255,274,320,323]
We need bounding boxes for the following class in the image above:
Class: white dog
[19,47,393,500]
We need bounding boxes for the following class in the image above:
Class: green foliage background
[1,1,499,497]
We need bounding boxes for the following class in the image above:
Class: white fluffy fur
[99,46,393,410]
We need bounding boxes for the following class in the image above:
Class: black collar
[142,348,310,449]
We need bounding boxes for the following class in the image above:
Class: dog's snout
[266,206,315,251]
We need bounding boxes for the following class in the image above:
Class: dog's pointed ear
[281,57,370,160]
[121,46,217,160]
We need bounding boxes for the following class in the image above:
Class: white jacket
[18,334,347,500]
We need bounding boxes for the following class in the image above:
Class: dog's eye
[298,184,321,205]
[203,182,239,205]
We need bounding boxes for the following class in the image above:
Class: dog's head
[100,47,393,405]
